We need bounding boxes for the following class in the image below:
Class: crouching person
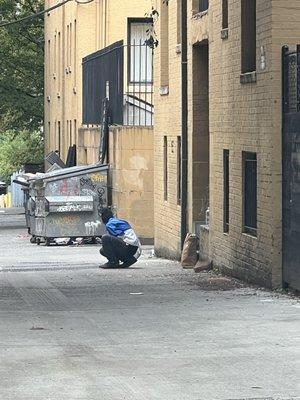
[99,208,142,269]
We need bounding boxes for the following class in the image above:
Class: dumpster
[0,181,7,195]
[12,173,40,237]
[30,164,109,245]
[24,183,37,241]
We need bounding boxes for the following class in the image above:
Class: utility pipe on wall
[181,0,188,249]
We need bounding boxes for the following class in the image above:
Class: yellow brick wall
[77,126,154,240]
[154,0,300,286]
[109,126,154,240]
[154,0,182,259]
[44,0,151,163]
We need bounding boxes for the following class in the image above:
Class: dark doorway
[282,46,300,291]
[192,42,209,224]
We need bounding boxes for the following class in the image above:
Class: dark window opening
[58,121,61,155]
[177,137,181,205]
[222,0,228,29]
[164,136,168,201]
[243,152,257,236]
[241,0,256,74]
[177,0,182,44]
[223,150,229,233]
[160,1,169,87]
[199,0,209,12]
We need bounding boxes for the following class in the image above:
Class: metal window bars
[82,40,154,127]
[124,40,154,126]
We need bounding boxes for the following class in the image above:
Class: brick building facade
[44,1,155,240]
[154,0,300,288]
[44,0,151,161]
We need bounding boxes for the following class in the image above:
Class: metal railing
[82,40,154,127]
[124,40,154,126]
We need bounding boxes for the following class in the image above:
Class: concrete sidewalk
[0,227,299,400]
[0,206,25,215]
[0,207,26,230]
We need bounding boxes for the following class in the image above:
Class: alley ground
[0,209,299,400]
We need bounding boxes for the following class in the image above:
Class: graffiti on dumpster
[90,173,106,183]
[47,178,80,196]
[82,188,97,196]
[35,199,44,217]
[35,218,44,234]
[84,220,102,235]
[56,203,93,213]
[49,215,81,225]
[80,177,106,215]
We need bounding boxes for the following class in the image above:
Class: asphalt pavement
[0,214,299,400]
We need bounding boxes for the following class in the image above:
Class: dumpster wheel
[30,236,36,244]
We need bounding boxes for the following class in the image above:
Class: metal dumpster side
[31,164,109,243]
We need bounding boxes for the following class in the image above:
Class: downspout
[181,0,188,249]
[62,3,66,161]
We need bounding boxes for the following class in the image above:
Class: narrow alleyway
[0,224,299,400]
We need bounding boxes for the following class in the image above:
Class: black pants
[100,234,137,264]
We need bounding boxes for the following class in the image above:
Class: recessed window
[160,0,169,88]
[222,0,228,29]
[128,20,153,84]
[199,0,209,12]
[241,0,256,74]
[243,152,257,236]
[177,0,182,45]
[177,137,181,205]
[223,150,229,233]
[69,120,72,146]
[58,32,61,90]
[74,20,77,86]
[58,121,61,155]
[74,119,77,146]
[164,136,168,201]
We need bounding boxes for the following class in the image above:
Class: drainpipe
[181,0,188,249]
[62,3,66,161]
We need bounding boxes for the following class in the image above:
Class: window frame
[127,17,153,85]
[241,0,256,75]
[223,149,229,233]
[177,136,182,205]
[222,0,228,30]
[242,151,257,237]
[164,136,168,201]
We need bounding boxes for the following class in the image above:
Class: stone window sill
[201,224,209,231]
[160,86,169,96]
[221,28,229,40]
[192,10,208,20]
[240,71,257,84]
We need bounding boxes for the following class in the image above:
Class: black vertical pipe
[181,0,188,249]
[281,45,289,288]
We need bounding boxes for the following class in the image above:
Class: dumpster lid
[33,163,109,183]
